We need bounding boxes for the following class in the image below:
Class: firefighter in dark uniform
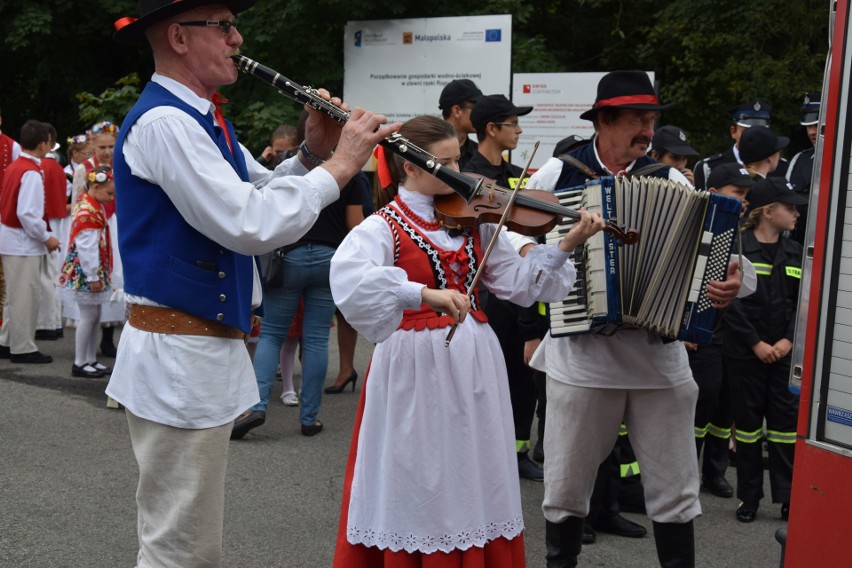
[694,101,788,189]
[438,79,483,171]
[464,94,547,482]
[722,177,806,524]
[786,92,821,244]
[690,164,756,502]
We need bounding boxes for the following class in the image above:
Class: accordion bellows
[547,176,742,344]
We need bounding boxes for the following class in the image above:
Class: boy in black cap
[787,91,821,243]
[465,94,533,188]
[650,125,700,186]
[722,177,806,524]
[739,125,790,179]
[689,163,756,505]
[463,93,545,483]
[438,79,483,170]
[693,101,786,190]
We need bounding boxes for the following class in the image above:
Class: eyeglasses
[179,20,237,35]
[493,121,521,129]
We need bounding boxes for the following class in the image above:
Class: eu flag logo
[485,29,502,42]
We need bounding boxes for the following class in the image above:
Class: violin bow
[445,142,540,346]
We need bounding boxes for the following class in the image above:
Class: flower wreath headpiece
[89,121,119,136]
[87,169,114,184]
[67,134,88,147]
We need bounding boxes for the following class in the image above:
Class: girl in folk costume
[71,121,124,357]
[58,134,92,268]
[59,165,115,378]
[329,115,604,568]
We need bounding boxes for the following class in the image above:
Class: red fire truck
[785,0,852,565]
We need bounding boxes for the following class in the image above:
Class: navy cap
[748,177,809,209]
[650,125,699,156]
[552,135,588,157]
[729,101,772,127]
[706,163,755,190]
[470,94,533,132]
[800,92,821,126]
[739,125,789,163]
[438,79,483,110]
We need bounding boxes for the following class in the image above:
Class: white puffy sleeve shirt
[106,73,343,429]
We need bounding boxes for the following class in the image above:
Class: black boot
[546,517,584,568]
[652,520,695,568]
[100,326,117,357]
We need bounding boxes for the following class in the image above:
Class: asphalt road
[0,327,787,567]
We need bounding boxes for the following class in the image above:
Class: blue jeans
[252,244,336,426]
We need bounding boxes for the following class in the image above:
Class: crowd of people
[0,0,817,567]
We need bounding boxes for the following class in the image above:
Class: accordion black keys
[545,176,742,344]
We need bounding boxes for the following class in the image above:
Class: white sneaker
[281,391,299,406]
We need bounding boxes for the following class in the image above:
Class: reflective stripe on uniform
[538,301,546,316]
[694,424,708,439]
[707,423,732,439]
[516,439,530,452]
[766,429,797,444]
[620,461,640,478]
[735,427,764,444]
[786,266,802,279]
[753,262,772,276]
[619,423,628,436]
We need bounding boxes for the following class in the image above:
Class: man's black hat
[579,71,673,121]
[748,177,808,209]
[650,125,699,156]
[114,0,257,44]
[706,163,755,190]
[800,92,821,126]
[729,101,772,127]
[739,125,789,163]
[470,95,533,132]
[438,80,483,110]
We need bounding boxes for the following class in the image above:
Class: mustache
[632,136,652,146]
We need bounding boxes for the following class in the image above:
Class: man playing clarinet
[107,1,398,565]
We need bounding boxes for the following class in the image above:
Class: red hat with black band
[114,0,257,45]
[580,70,673,121]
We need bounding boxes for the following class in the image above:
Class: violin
[434,175,639,245]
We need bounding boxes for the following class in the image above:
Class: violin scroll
[606,223,639,245]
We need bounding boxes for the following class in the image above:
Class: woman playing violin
[328,115,604,568]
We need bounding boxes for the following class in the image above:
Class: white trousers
[36,249,61,330]
[0,254,45,354]
[126,411,233,568]
[542,379,702,524]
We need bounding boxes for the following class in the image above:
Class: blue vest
[114,82,256,332]
[554,140,671,190]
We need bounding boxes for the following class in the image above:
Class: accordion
[545,176,742,344]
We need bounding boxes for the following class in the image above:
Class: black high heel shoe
[324,371,358,394]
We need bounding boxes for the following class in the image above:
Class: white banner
[512,72,655,170]
[343,15,512,124]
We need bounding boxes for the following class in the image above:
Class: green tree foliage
[0,0,829,158]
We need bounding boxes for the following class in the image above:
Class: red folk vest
[42,157,67,219]
[0,133,14,188]
[377,201,488,331]
[0,156,43,228]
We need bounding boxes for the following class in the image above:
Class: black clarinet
[231,54,482,202]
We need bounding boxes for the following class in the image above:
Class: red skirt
[331,363,527,568]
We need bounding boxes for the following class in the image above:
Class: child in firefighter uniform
[723,177,806,523]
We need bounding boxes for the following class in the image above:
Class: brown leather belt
[128,304,249,340]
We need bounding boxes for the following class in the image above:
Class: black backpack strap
[628,163,669,177]
[558,154,599,180]
[627,162,671,177]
